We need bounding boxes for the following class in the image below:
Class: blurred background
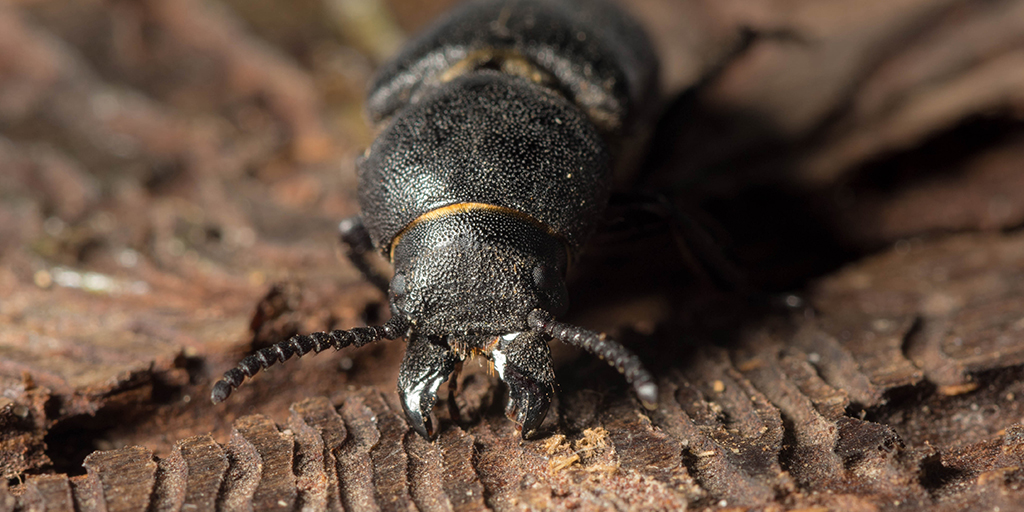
[2,0,1024,509]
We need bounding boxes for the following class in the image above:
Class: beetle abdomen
[366,0,658,134]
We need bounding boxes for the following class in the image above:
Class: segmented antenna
[527,309,658,408]
[211,316,408,404]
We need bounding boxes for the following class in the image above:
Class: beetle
[211,0,660,439]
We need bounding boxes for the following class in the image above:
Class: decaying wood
[5,231,1024,510]
[2,0,1024,510]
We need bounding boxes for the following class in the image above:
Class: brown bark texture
[2,0,1024,510]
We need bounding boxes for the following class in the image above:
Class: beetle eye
[532,264,560,291]
[391,272,407,296]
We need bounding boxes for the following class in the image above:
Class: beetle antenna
[211,315,408,404]
[526,309,658,409]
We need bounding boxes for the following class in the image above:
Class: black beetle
[212,0,659,439]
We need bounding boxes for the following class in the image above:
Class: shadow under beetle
[212,0,660,439]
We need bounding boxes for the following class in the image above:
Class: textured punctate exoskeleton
[213,0,659,440]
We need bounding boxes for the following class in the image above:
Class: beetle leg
[338,216,390,294]
[446,360,464,424]
[493,331,555,439]
[527,309,658,409]
[604,191,747,292]
[398,334,458,440]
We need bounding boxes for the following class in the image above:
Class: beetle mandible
[212,0,660,439]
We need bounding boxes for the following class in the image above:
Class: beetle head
[389,207,569,337]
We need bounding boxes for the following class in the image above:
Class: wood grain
[2,0,1024,510]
